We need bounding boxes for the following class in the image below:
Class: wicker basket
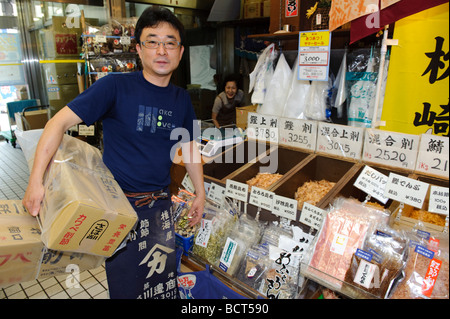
[311,7,330,30]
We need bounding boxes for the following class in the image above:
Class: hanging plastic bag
[282,54,311,119]
[304,80,330,121]
[332,50,348,119]
[249,43,276,105]
[258,53,293,116]
[347,48,379,127]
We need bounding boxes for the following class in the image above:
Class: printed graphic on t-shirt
[136,105,177,133]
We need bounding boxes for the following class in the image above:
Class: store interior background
[0,0,377,133]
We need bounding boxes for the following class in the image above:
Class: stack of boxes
[0,135,138,289]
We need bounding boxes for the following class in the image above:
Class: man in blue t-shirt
[23,7,205,299]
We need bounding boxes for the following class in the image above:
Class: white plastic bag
[333,51,347,119]
[304,80,329,121]
[249,44,276,104]
[259,53,292,116]
[282,54,311,119]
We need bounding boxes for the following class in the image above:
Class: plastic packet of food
[218,213,262,276]
[390,225,449,299]
[192,200,237,265]
[235,244,270,291]
[343,225,408,298]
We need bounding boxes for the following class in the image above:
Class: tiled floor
[0,137,109,299]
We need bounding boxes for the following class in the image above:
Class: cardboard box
[0,200,44,288]
[37,135,138,257]
[0,200,105,286]
[236,104,257,130]
[15,109,49,131]
[41,162,138,257]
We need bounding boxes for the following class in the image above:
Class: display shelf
[300,263,383,299]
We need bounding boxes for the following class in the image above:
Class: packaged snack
[218,213,262,276]
[390,227,449,299]
[343,226,408,298]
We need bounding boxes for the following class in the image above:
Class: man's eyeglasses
[141,40,181,50]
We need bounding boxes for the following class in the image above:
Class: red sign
[55,34,78,55]
[286,0,299,17]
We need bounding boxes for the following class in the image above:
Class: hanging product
[332,50,348,119]
[249,43,276,105]
[282,54,311,120]
[259,53,293,116]
[347,48,378,127]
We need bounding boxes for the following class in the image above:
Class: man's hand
[22,181,45,217]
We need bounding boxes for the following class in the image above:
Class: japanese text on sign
[316,122,364,160]
[272,195,297,220]
[384,173,430,209]
[363,129,420,170]
[247,112,279,143]
[285,0,298,17]
[415,134,449,179]
[225,179,248,202]
[299,30,331,81]
[300,202,325,231]
[354,166,389,204]
[279,118,317,151]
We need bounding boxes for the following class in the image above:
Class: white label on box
[316,122,364,160]
[225,179,248,202]
[78,124,95,136]
[278,117,317,152]
[330,233,348,255]
[249,186,274,211]
[353,165,389,204]
[428,185,449,216]
[246,112,279,143]
[272,195,297,221]
[300,202,326,230]
[207,182,226,206]
[415,134,449,179]
[384,173,430,209]
[363,128,420,170]
[194,219,212,248]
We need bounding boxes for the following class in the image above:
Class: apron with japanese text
[105,190,178,299]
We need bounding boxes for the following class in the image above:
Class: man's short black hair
[135,6,185,46]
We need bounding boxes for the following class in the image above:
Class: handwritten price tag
[415,134,449,179]
[384,173,429,209]
[278,118,317,152]
[363,129,420,170]
[316,122,364,160]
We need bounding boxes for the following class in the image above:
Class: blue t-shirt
[68,71,198,192]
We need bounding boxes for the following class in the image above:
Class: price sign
[300,202,326,231]
[278,117,317,151]
[95,34,107,43]
[415,134,449,179]
[181,173,195,194]
[225,179,248,202]
[272,195,298,221]
[428,186,449,216]
[120,36,131,45]
[353,166,389,204]
[298,30,331,81]
[384,173,429,209]
[247,112,279,143]
[363,129,420,170]
[207,182,226,205]
[249,186,275,211]
[316,122,364,160]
